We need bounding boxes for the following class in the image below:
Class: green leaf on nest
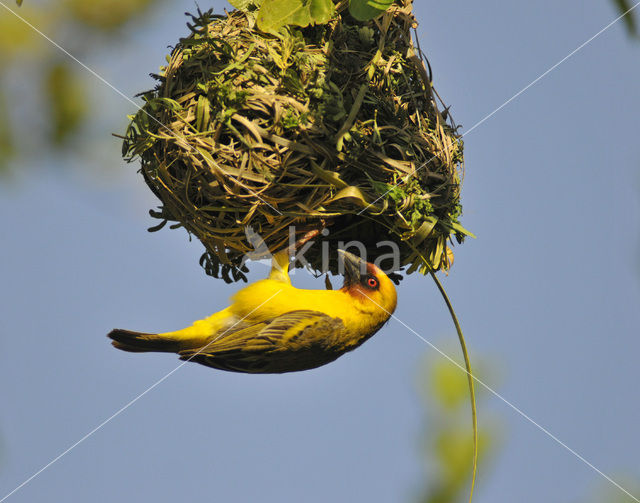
[229,0,262,9]
[257,0,334,33]
[348,0,394,21]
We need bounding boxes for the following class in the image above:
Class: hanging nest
[122,0,470,283]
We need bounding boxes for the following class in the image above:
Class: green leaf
[348,0,393,22]
[257,0,334,33]
[448,221,476,239]
[308,0,334,21]
[195,95,211,132]
[326,185,372,207]
[228,0,262,10]
[16,0,23,5]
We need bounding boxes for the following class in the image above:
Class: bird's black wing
[178,310,347,374]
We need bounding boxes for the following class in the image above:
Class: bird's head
[338,250,398,317]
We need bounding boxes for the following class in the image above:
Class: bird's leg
[292,228,321,250]
[269,222,327,282]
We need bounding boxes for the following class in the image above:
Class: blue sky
[1,1,639,502]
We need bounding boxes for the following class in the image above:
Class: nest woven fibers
[122,0,471,283]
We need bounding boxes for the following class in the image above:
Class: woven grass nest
[122,0,470,283]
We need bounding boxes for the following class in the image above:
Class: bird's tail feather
[108,329,182,353]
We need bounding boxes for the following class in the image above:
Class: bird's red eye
[367,277,378,289]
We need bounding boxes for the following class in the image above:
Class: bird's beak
[338,249,367,288]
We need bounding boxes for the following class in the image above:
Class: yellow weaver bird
[108,250,397,373]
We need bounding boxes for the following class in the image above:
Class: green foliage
[229,0,395,32]
[257,0,334,33]
[0,7,41,57]
[429,356,472,409]
[370,176,437,230]
[228,0,336,32]
[0,90,13,173]
[228,0,258,9]
[65,0,156,32]
[1,0,164,174]
[418,352,502,503]
[44,62,88,145]
[586,479,640,503]
[348,0,394,22]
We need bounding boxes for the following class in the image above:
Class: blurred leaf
[418,350,503,503]
[612,0,639,36]
[348,0,393,21]
[0,9,42,58]
[429,359,471,411]
[425,426,494,503]
[1,0,168,177]
[0,89,14,173]
[44,62,88,145]
[257,0,334,32]
[586,479,640,503]
[65,0,155,31]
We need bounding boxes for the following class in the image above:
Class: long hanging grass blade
[429,271,478,503]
